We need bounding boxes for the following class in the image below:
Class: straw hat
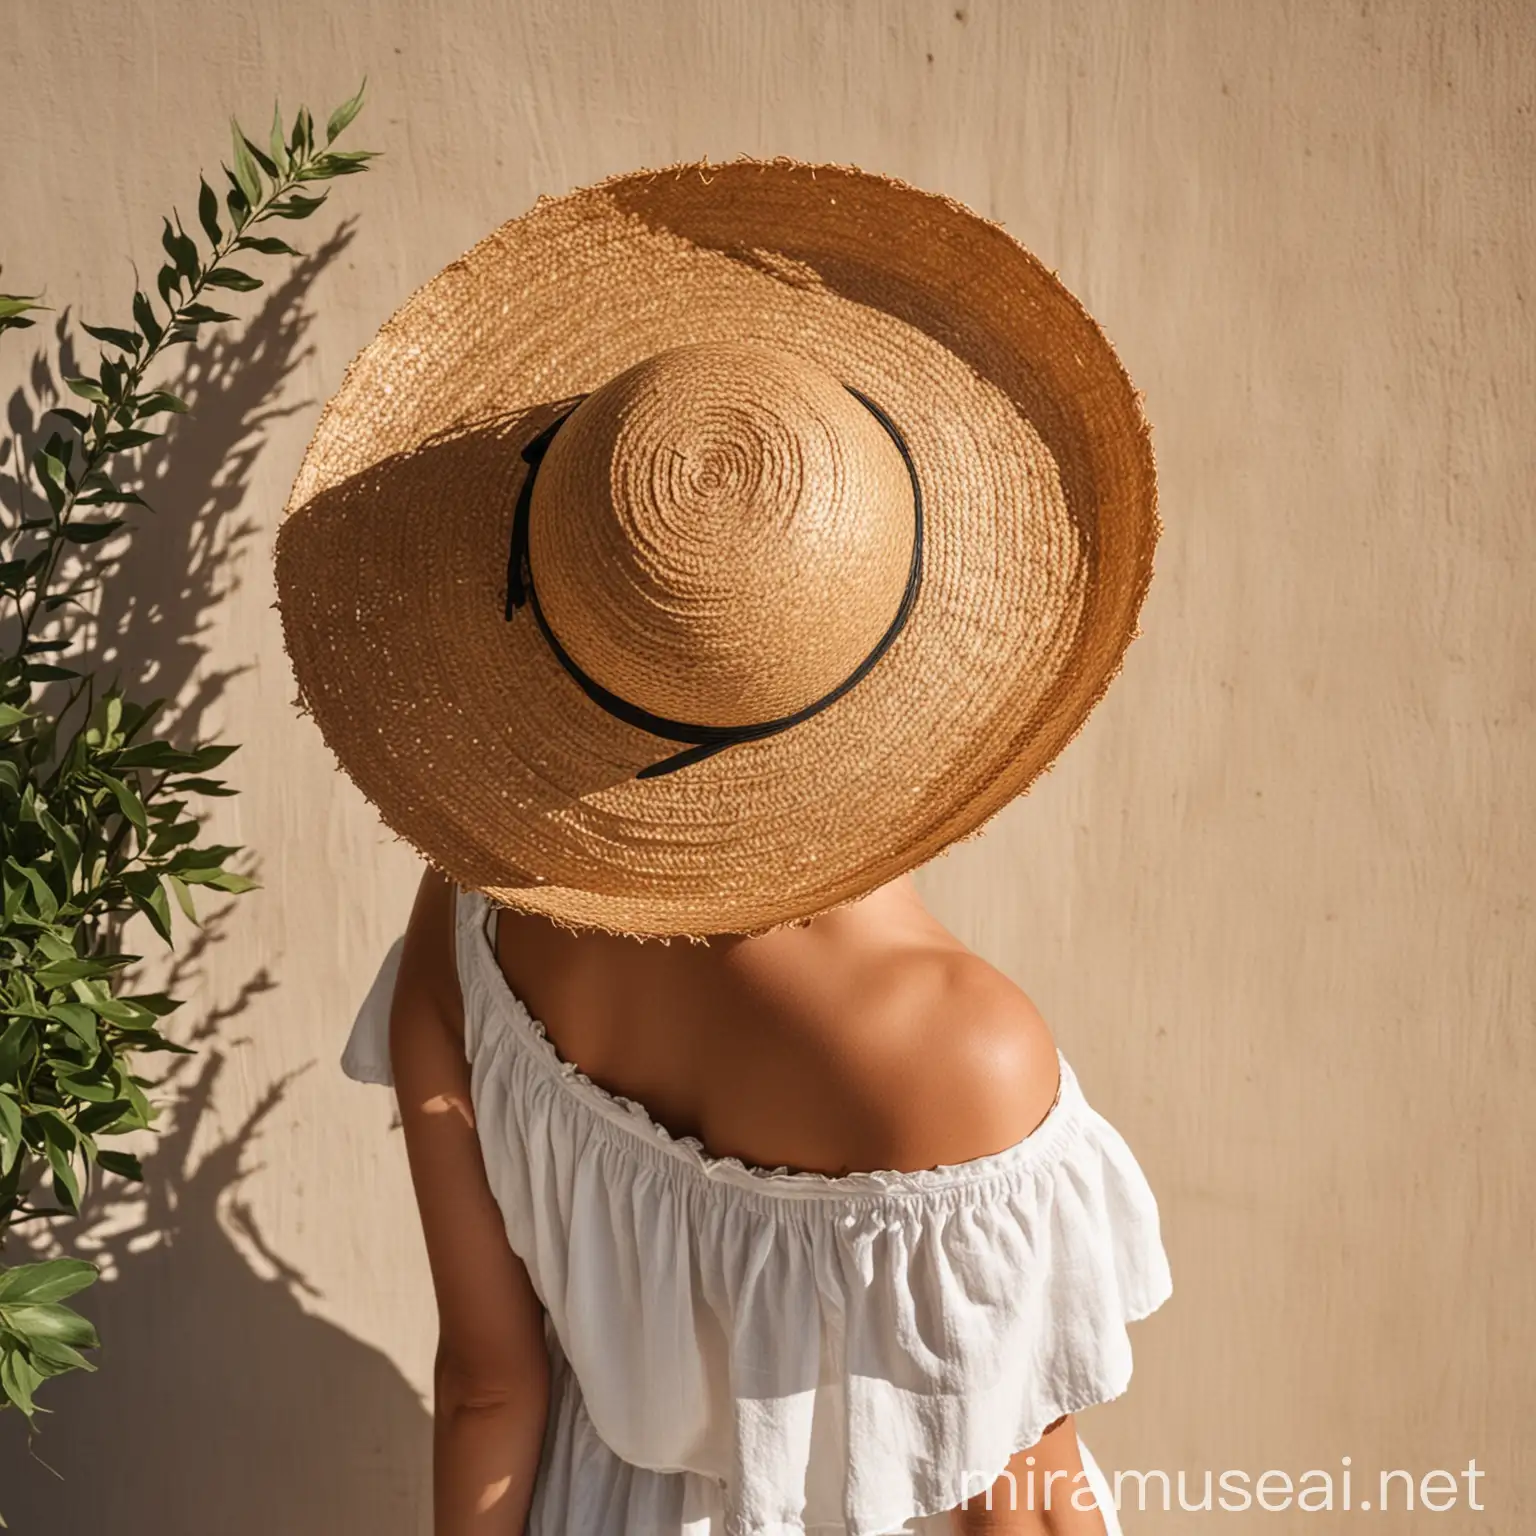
[273,156,1159,941]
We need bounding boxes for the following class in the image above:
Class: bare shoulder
[837,951,1062,1175]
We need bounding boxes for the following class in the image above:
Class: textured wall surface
[0,1,1530,1530]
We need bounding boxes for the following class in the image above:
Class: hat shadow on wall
[0,225,432,1532]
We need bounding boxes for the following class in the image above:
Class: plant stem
[6,1205,73,1224]
[15,162,324,652]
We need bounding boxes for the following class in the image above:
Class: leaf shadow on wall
[0,226,433,1533]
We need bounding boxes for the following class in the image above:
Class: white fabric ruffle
[342,887,1171,1535]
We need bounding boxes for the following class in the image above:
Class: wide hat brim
[274,157,1159,940]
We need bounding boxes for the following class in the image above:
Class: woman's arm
[853,969,1111,1536]
[390,868,551,1535]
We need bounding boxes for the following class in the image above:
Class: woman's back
[348,874,1171,1534]
[485,872,1064,1181]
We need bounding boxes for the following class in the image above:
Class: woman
[277,158,1171,1534]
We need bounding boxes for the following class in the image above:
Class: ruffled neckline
[459,888,1089,1200]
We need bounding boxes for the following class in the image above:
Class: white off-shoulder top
[341,887,1173,1535]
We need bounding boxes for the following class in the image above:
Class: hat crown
[529,341,917,727]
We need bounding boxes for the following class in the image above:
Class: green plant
[0,81,378,1492]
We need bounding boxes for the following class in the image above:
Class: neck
[700,871,936,957]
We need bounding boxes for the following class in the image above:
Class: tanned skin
[390,867,1108,1534]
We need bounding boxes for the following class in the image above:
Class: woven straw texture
[273,156,1160,940]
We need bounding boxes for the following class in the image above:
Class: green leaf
[35,805,81,883]
[100,354,126,401]
[95,1008,162,1036]
[166,841,242,869]
[135,389,190,417]
[40,1121,80,1213]
[17,861,59,922]
[33,931,80,962]
[0,294,45,321]
[36,1109,78,1153]
[289,104,312,160]
[93,769,149,832]
[176,303,238,324]
[73,486,149,509]
[166,872,198,925]
[3,1301,98,1357]
[35,957,110,988]
[99,427,158,450]
[34,442,68,489]
[326,76,368,143]
[198,175,224,247]
[186,742,241,771]
[263,190,329,220]
[202,268,262,292]
[95,1149,144,1182]
[64,376,109,405]
[0,703,31,729]
[116,738,235,771]
[20,1333,96,1376]
[156,261,181,309]
[198,869,260,895]
[126,876,173,944]
[0,1260,94,1307]
[132,289,163,347]
[61,519,126,545]
[321,148,379,168]
[0,1021,33,1094]
[47,1002,98,1053]
[146,817,199,856]
[300,149,379,179]
[232,234,299,257]
[72,992,152,1030]
[80,320,141,353]
[0,1093,20,1163]
[268,98,292,178]
[240,130,278,179]
[224,175,252,232]
[161,216,201,283]
[74,1100,133,1137]
[31,446,68,514]
[118,1073,156,1132]
[123,992,184,1017]
[163,776,238,797]
[119,695,168,744]
[0,1313,98,1370]
[122,1031,194,1058]
[0,1341,46,1419]
[53,1069,119,1103]
[168,864,234,888]
[229,121,263,205]
[111,740,192,769]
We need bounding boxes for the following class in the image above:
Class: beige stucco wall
[1,0,1530,1529]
